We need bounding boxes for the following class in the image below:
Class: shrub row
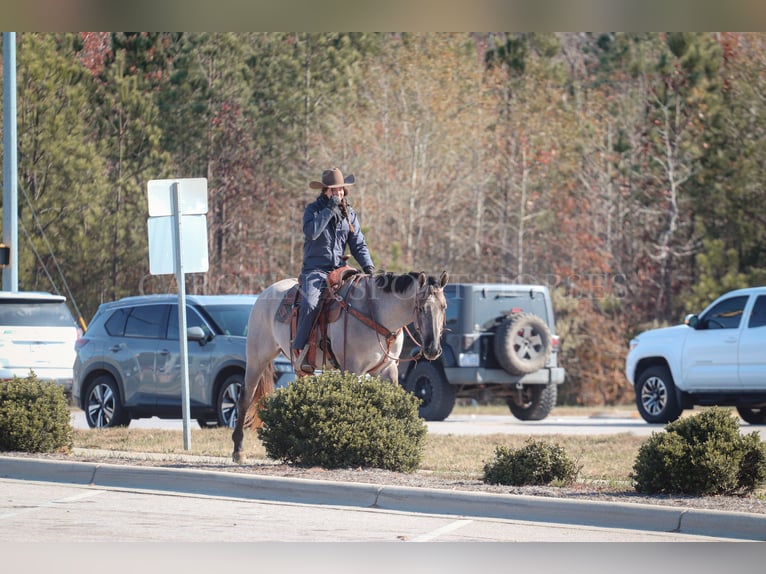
[4,370,765,496]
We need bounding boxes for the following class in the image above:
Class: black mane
[373,271,438,294]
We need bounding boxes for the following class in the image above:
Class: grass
[71,407,646,489]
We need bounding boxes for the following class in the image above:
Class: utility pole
[2,32,18,291]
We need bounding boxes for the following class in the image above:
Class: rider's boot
[293,346,314,375]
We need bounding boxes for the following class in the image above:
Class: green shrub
[0,374,73,453]
[256,371,427,472]
[482,437,579,486]
[632,408,766,495]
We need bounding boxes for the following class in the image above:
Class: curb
[1,455,765,541]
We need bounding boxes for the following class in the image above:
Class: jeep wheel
[507,383,557,421]
[494,312,552,375]
[736,406,766,425]
[403,362,456,421]
[635,365,682,424]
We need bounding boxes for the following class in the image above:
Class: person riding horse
[292,167,375,374]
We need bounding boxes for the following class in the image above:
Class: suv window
[123,304,167,338]
[0,300,75,327]
[198,304,252,337]
[748,295,766,328]
[701,295,748,330]
[166,305,211,340]
[104,308,129,336]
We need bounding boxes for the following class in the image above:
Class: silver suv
[399,283,565,421]
[73,294,294,429]
[0,291,80,394]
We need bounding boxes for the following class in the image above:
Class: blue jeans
[292,270,328,350]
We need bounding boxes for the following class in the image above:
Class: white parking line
[0,489,106,520]
[411,519,474,542]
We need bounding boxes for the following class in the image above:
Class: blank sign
[148,214,209,275]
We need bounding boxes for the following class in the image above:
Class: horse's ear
[439,271,448,287]
[418,272,426,287]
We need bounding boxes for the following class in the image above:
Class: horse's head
[414,271,449,361]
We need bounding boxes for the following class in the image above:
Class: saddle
[276,266,364,374]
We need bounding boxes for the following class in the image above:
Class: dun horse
[231,270,448,462]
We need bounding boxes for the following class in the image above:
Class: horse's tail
[242,362,275,430]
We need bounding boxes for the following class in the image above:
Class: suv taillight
[551,335,560,352]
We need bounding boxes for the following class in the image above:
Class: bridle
[402,281,446,363]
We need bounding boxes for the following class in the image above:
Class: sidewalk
[1,454,765,541]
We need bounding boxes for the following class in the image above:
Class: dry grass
[72,424,644,488]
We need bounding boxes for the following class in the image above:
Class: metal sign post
[147,178,208,451]
[170,182,192,449]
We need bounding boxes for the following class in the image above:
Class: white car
[626,286,766,425]
[0,291,80,394]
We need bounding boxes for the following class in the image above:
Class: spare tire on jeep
[493,312,552,375]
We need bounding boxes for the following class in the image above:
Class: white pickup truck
[625,287,766,425]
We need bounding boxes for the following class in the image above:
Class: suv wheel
[403,362,456,421]
[635,365,682,424]
[736,406,766,425]
[507,383,557,421]
[494,312,552,375]
[84,374,130,428]
[217,373,244,428]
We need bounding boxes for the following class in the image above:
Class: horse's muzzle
[422,346,443,361]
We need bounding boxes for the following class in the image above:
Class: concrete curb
[2,455,765,541]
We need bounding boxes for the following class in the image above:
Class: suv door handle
[725,337,738,344]
[108,344,124,353]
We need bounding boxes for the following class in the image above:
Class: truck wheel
[635,365,682,424]
[403,362,456,421]
[507,383,557,421]
[736,406,766,425]
[494,312,552,375]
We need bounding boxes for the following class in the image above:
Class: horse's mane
[373,271,438,294]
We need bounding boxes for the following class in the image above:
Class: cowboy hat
[309,167,355,190]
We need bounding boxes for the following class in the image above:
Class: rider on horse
[292,167,375,374]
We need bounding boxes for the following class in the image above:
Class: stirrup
[293,347,314,375]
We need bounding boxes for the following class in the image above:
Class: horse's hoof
[232,451,244,464]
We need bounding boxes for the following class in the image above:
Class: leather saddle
[276,265,364,373]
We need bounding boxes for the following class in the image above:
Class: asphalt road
[70,409,766,439]
[0,476,729,543]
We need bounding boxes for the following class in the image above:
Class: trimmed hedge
[0,374,73,453]
[632,407,766,495]
[483,437,579,486]
[257,371,427,472]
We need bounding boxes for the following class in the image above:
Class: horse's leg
[371,360,399,384]
[231,361,262,463]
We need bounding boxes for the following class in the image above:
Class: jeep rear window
[0,300,75,327]
[473,290,549,330]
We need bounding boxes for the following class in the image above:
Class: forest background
[2,32,766,406]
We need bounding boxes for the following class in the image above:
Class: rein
[332,276,436,369]
[331,277,402,372]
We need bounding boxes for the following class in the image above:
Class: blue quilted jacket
[300,194,373,273]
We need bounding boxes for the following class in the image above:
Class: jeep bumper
[443,367,565,386]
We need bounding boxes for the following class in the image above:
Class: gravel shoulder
[6,449,766,516]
